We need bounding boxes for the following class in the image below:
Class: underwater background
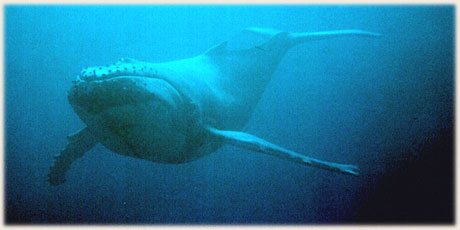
[5,5,454,224]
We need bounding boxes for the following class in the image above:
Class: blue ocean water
[5,5,454,224]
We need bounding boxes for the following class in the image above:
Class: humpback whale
[48,27,380,186]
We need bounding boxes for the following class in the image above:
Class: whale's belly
[96,101,193,163]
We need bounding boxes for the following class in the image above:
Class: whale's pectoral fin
[243,27,381,48]
[48,127,98,186]
[207,127,359,176]
[289,29,382,45]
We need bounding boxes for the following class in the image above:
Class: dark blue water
[5,5,454,224]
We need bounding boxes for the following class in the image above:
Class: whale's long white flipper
[244,27,381,47]
[290,29,382,44]
[207,127,359,176]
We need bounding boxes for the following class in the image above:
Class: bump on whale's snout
[68,76,183,115]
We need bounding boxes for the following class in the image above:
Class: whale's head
[68,65,200,163]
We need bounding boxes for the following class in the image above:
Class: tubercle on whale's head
[78,61,158,82]
[69,57,187,122]
[69,71,183,115]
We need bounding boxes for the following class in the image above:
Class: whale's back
[203,31,293,130]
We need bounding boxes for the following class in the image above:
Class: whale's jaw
[67,75,197,163]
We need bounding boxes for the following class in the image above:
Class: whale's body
[48,28,380,185]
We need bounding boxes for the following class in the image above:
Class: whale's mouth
[68,75,183,115]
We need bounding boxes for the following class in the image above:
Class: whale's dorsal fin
[205,41,228,56]
[205,28,287,57]
[206,127,359,176]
